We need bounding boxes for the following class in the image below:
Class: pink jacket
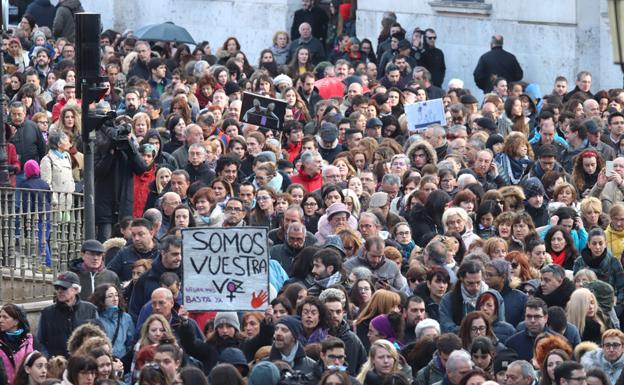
[0,333,34,383]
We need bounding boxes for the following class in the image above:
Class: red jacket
[290,167,322,192]
[133,165,156,217]
[7,143,20,187]
[286,141,302,163]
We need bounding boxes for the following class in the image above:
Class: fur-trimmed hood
[103,237,126,251]
[406,140,438,168]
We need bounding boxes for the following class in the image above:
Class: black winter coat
[37,299,98,357]
[25,0,55,28]
[420,47,446,87]
[473,47,523,92]
[128,257,183,321]
[94,133,147,225]
[185,161,216,186]
[9,120,47,170]
[331,319,367,376]
[409,204,441,247]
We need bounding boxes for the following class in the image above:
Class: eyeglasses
[304,202,318,207]
[525,314,544,320]
[604,343,623,350]
[427,36,437,40]
[471,326,486,333]
[225,207,244,213]
[256,196,271,201]
[36,120,48,125]
[396,231,410,237]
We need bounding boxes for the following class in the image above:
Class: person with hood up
[482,259,528,328]
[475,290,516,343]
[248,361,280,385]
[142,129,178,171]
[52,0,84,42]
[406,140,438,173]
[574,228,624,316]
[133,143,157,218]
[69,239,120,300]
[522,177,549,228]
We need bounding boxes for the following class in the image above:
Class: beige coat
[40,151,75,210]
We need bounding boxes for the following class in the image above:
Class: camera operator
[94,114,148,242]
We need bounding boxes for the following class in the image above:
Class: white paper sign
[182,227,270,311]
[405,98,447,132]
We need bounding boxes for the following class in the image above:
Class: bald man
[288,21,326,65]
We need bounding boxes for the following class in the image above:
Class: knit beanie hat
[213,312,240,332]
[485,134,505,151]
[24,160,40,178]
[370,314,398,344]
[584,280,615,310]
[218,347,249,376]
[248,361,280,385]
[275,315,303,342]
[522,177,546,199]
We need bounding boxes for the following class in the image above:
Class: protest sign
[405,98,447,132]
[182,227,270,312]
[240,91,288,131]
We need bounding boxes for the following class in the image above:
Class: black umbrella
[134,21,196,45]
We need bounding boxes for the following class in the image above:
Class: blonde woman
[580,197,604,229]
[333,157,356,181]
[354,289,401,351]
[356,339,406,385]
[566,288,606,344]
[342,189,361,218]
[132,112,151,142]
[131,314,176,374]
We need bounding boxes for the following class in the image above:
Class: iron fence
[0,187,84,303]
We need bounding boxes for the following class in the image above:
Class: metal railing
[0,187,84,303]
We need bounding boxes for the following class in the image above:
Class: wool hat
[214,312,241,332]
[275,315,303,342]
[81,239,106,253]
[53,271,81,289]
[320,122,338,142]
[273,74,293,88]
[256,150,277,163]
[24,160,40,178]
[584,119,601,134]
[326,203,351,220]
[370,314,399,343]
[460,94,478,105]
[521,177,546,199]
[218,347,249,376]
[539,144,558,158]
[248,361,280,385]
[584,280,615,310]
[31,30,45,42]
[366,117,383,129]
[493,349,518,374]
[475,117,497,132]
[369,192,389,208]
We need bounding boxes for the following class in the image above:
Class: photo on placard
[240,91,287,131]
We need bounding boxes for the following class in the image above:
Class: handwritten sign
[405,98,447,132]
[182,227,270,311]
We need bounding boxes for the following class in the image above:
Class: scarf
[281,342,300,365]
[303,327,329,344]
[315,271,342,289]
[51,149,68,160]
[506,155,530,183]
[460,281,488,309]
[583,171,599,192]
[399,241,415,261]
[582,248,606,269]
[549,250,567,266]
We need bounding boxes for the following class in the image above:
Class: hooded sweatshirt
[476,289,516,343]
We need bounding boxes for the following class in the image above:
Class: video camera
[96,111,132,152]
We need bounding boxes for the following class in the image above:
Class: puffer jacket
[406,140,437,171]
[40,151,75,210]
[0,333,35,383]
[476,289,516,343]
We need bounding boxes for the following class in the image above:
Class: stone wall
[355,0,624,97]
[80,0,624,96]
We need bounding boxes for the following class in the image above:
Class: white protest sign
[405,98,447,132]
[182,227,270,311]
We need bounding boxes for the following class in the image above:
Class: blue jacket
[25,0,56,28]
[505,328,549,361]
[539,225,588,255]
[500,283,528,327]
[97,307,135,358]
[439,282,488,333]
[106,243,160,282]
[477,289,516,343]
[515,322,581,348]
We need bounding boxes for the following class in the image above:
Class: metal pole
[0,16,10,187]
[81,81,95,239]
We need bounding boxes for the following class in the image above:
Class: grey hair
[414,318,440,339]
[391,154,410,168]
[429,124,446,138]
[457,174,478,189]
[47,130,68,151]
[319,288,346,305]
[188,143,207,153]
[299,150,318,165]
[508,360,536,379]
[193,60,210,77]
[322,165,340,177]
[463,252,490,270]
[446,350,473,372]
[486,259,510,279]
[424,240,447,266]
[413,66,431,82]
[285,204,304,220]
[286,222,306,235]
[350,266,373,281]
[437,160,455,171]
[143,208,163,225]
[359,212,381,227]
[381,173,401,186]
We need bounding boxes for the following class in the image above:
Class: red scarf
[549,250,567,266]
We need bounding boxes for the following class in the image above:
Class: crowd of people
[3,1,624,385]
